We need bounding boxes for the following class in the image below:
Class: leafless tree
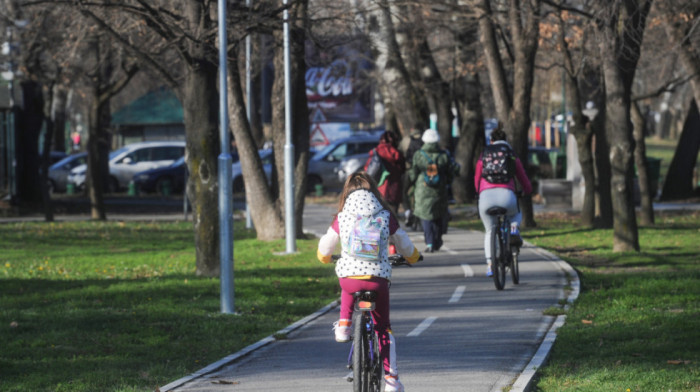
[474,0,541,227]
[593,0,652,252]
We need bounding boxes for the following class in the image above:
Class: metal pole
[283,0,296,253]
[218,0,234,314]
[245,0,253,230]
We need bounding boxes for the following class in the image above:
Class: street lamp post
[283,0,296,253]
[217,0,234,314]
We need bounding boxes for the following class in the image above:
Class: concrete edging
[510,244,580,392]
[159,299,340,392]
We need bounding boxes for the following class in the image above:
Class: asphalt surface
[159,203,579,392]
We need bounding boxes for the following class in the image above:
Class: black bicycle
[337,254,415,392]
[486,206,520,290]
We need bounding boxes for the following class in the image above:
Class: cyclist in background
[317,171,421,392]
[474,126,532,277]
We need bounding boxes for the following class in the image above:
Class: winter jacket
[317,190,420,280]
[365,142,405,205]
[408,143,457,221]
[474,140,532,195]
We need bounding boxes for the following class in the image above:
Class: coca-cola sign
[306,59,354,100]
[305,45,373,123]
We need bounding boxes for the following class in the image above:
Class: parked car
[49,151,69,165]
[307,133,381,192]
[232,149,273,193]
[47,152,88,193]
[68,141,185,192]
[132,156,187,195]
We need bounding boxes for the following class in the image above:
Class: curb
[159,299,340,392]
[509,244,580,392]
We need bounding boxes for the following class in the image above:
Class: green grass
[454,209,699,391]
[0,220,339,392]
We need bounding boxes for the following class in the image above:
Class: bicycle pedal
[344,371,353,382]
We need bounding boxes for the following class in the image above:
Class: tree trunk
[452,23,485,203]
[359,0,429,136]
[593,110,613,228]
[85,35,106,220]
[631,101,654,225]
[558,12,594,227]
[476,0,540,228]
[86,96,106,220]
[416,38,454,150]
[40,83,55,222]
[229,50,284,240]
[596,0,651,251]
[51,87,67,153]
[180,2,221,276]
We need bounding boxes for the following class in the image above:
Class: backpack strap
[419,149,433,164]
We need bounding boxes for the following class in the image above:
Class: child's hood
[342,189,384,216]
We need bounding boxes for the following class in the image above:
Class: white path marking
[407,316,438,337]
[461,264,474,277]
[448,285,466,303]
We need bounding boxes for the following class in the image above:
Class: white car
[68,141,185,192]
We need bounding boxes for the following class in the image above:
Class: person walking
[364,131,405,215]
[317,172,422,392]
[474,126,532,276]
[408,128,458,253]
[398,128,424,229]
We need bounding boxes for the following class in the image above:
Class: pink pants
[339,277,397,376]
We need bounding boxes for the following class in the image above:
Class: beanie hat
[422,128,439,144]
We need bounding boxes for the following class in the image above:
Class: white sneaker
[333,319,351,342]
[384,375,405,392]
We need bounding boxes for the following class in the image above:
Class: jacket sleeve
[317,222,340,264]
[474,155,483,192]
[390,228,421,264]
[514,157,532,195]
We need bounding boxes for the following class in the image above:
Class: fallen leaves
[667,359,691,365]
[211,379,239,385]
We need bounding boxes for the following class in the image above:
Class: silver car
[68,141,185,192]
[307,133,381,192]
[48,152,87,193]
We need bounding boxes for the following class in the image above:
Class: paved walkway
[160,203,579,392]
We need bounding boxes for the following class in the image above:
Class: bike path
[163,204,576,392]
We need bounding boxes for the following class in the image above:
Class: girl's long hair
[336,171,398,221]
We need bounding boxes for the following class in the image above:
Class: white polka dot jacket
[317,190,420,280]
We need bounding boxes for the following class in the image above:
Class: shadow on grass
[0,268,339,392]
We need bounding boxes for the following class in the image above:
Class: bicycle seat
[486,206,508,216]
[353,291,377,301]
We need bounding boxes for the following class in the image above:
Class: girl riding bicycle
[317,171,421,392]
[475,126,532,277]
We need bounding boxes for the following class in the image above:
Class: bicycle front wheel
[352,312,370,392]
[493,225,507,290]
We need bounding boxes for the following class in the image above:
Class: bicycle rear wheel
[511,247,520,284]
[369,330,382,392]
[493,224,507,290]
[352,312,370,392]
